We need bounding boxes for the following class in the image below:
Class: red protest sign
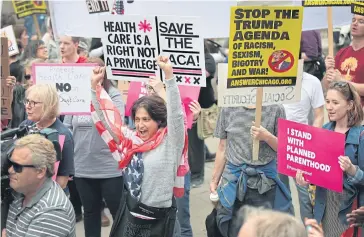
[268,50,294,73]
[277,119,345,192]
[125,81,200,129]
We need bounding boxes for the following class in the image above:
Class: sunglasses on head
[8,159,36,173]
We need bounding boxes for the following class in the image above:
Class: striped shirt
[214,105,286,166]
[6,178,76,237]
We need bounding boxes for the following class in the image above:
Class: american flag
[112,0,124,15]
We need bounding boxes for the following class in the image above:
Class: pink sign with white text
[277,119,345,192]
[125,81,200,129]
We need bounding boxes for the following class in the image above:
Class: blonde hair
[23,58,46,70]
[14,134,56,178]
[26,84,60,120]
[239,206,306,237]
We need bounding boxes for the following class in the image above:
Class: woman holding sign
[90,56,188,236]
[297,81,364,237]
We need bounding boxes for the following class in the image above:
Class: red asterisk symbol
[138,20,152,33]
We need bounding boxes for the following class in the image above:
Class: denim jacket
[314,122,364,225]
[216,160,292,236]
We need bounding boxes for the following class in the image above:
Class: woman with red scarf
[90,56,188,236]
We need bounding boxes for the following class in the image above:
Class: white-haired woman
[19,84,74,194]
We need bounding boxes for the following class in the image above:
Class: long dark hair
[131,95,167,128]
[86,57,111,93]
[21,40,45,61]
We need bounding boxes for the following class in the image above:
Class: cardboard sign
[1,37,12,120]
[278,119,345,192]
[32,63,97,115]
[227,6,303,88]
[218,60,303,107]
[12,0,47,18]
[125,81,200,129]
[100,15,206,86]
[0,26,19,57]
[86,0,110,14]
[352,1,364,15]
[303,0,354,7]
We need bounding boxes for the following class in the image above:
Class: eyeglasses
[23,98,42,107]
[37,46,47,50]
[24,74,31,80]
[8,159,36,173]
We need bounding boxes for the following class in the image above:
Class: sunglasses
[8,159,36,173]
[24,74,31,80]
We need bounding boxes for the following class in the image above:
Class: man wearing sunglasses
[2,134,75,237]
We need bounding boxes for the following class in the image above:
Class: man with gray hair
[3,134,75,237]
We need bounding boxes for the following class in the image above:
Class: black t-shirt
[19,118,75,177]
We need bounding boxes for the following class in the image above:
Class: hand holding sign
[188,100,201,121]
[338,155,356,176]
[91,66,106,90]
[156,56,173,80]
[250,121,270,142]
[296,170,309,187]
[5,76,16,87]
[147,76,164,94]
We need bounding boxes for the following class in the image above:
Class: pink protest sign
[52,135,65,181]
[277,119,345,192]
[125,82,200,129]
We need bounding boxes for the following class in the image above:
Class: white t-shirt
[284,72,324,125]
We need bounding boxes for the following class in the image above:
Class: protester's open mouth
[139,130,147,136]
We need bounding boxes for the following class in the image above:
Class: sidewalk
[75,137,301,237]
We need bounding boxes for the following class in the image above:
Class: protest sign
[125,81,200,129]
[302,0,354,7]
[1,37,12,120]
[86,0,110,14]
[227,6,303,88]
[12,0,47,18]
[100,15,206,86]
[278,119,345,192]
[352,1,364,15]
[32,63,97,115]
[0,26,19,57]
[218,61,303,107]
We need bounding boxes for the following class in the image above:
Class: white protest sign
[33,63,97,115]
[86,0,110,14]
[49,0,114,38]
[100,15,206,87]
[0,25,19,57]
[217,61,303,107]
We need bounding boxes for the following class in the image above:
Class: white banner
[1,25,20,57]
[33,63,97,114]
[100,14,206,86]
[217,60,303,107]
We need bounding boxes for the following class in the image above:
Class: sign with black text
[100,15,206,87]
[32,63,97,115]
[352,1,364,15]
[86,0,110,14]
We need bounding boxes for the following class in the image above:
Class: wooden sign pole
[1,37,12,120]
[252,87,263,161]
[327,7,334,56]
[33,14,42,39]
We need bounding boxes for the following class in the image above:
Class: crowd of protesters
[1,9,364,237]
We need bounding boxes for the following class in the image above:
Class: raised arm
[90,67,135,146]
[156,56,185,146]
